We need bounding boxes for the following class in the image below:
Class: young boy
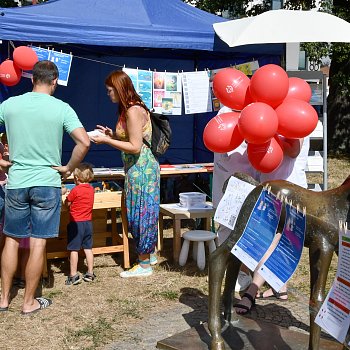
[65,163,95,285]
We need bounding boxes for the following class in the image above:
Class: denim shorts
[67,221,93,250]
[4,187,62,239]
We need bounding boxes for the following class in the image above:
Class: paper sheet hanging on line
[231,188,282,271]
[22,47,73,86]
[258,201,306,292]
[152,72,182,115]
[214,176,255,230]
[123,67,153,110]
[315,222,350,345]
[182,71,212,114]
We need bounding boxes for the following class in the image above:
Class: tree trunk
[327,54,350,155]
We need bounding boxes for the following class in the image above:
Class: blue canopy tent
[0,0,284,167]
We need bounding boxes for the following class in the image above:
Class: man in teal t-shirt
[0,60,90,315]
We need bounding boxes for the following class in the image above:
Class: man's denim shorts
[4,186,62,239]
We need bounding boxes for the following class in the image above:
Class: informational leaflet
[231,189,282,271]
[182,71,212,114]
[123,68,153,110]
[49,50,73,86]
[152,72,182,115]
[214,176,255,230]
[315,222,350,345]
[259,202,306,292]
[23,47,73,86]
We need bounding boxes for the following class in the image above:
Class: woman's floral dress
[115,105,160,255]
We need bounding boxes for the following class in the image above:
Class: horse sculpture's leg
[222,254,241,322]
[208,244,231,350]
[308,241,334,350]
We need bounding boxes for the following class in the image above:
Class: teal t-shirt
[0,92,83,189]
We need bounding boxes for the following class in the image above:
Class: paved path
[104,289,316,350]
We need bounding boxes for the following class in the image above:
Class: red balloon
[286,77,312,102]
[13,46,38,71]
[203,111,244,153]
[212,68,250,111]
[276,98,318,138]
[0,60,22,86]
[247,136,284,173]
[249,64,289,108]
[238,102,278,144]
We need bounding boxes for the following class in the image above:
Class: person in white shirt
[234,135,310,314]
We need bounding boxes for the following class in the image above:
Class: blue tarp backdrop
[0,0,283,167]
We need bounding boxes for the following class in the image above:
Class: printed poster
[123,67,153,110]
[315,222,350,345]
[153,72,182,115]
[214,176,255,230]
[182,71,212,114]
[258,202,306,291]
[23,46,73,86]
[231,189,282,271]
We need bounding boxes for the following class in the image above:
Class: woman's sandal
[233,292,256,315]
[256,288,288,301]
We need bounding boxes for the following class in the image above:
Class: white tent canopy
[213,10,350,47]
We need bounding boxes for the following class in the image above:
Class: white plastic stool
[179,230,217,270]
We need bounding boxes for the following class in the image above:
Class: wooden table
[158,203,215,264]
[43,190,130,278]
[64,163,214,182]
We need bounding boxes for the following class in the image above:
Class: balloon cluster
[203,64,318,173]
[0,46,38,86]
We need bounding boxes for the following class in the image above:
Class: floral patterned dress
[115,105,160,255]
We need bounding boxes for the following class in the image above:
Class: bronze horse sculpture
[208,174,350,350]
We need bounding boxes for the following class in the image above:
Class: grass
[0,156,349,350]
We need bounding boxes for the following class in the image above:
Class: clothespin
[267,185,271,194]
[276,191,281,200]
[123,64,126,69]
[297,203,300,213]
[289,199,293,206]
[339,220,343,230]
[60,49,63,53]
[303,207,306,216]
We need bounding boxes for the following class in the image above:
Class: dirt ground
[0,156,349,350]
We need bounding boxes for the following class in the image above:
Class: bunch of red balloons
[203,64,318,173]
[0,46,38,86]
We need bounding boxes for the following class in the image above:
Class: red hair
[105,70,148,115]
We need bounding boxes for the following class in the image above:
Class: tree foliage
[184,0,350,154]
[0,0,46,7]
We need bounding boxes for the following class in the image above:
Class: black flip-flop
[256,288,288,301]
[233,292,255,315]
[21,297,52,316]
[0,306,9,312]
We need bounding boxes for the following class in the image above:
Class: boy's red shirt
[67,183,94,222]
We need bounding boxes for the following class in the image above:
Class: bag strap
[143,138,151,148]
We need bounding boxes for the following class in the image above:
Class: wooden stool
[179,230,216,270]
[158,203,215,264]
